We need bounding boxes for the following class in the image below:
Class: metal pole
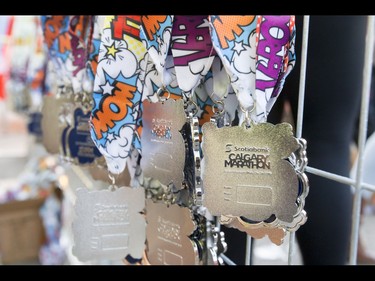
[289,15,310,265]
[295,15,310,139]
[245,235,252,265]
[349,15,375,265]
[305,166,356,186]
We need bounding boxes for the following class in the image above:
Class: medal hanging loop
[155,85,171,103]
[108,172,118,190]
[239,103,256,128]
[185,92,199,116]
[211,98,225,116]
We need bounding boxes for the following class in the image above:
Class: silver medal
[41,95,65,154]
[201,121,301,223]
[145,199,199,265]
[141,99,186,189]
[72,186,146,262]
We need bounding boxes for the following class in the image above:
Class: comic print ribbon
[257,16,296,115]
[254,16,295,122]
[139,16,174,96]
[89,16,146,175]
[41,16,87,94]
[171,15,216,97]
[68,15,93,96]
[41,16,69,83]
[209,15,295,124]
[138,16,185,103]
[84,16,104,94]
[209,16,257,118]
[84,16,105,86]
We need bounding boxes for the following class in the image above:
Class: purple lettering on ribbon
[256,16,290,95]
[71,34,86,76]
[171,16,216,67]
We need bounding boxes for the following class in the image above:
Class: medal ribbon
[254,15,295,122]
[85,16,103,90]
[139,15,174,98]
[209,15,295,124]
[89,16,147,175]
[209,15,257,117]
[68,15,93,95]
[171,15,216,98]
[41,16,69,90]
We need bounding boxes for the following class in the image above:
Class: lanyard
[41,16,74,91]
[140,15,174,94]
[171,15,216,99]
[209,15,295,124]
[254,15,295,123]
[41,16,93,96]
[90,16,146,175]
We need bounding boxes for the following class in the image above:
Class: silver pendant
[41,95,64,154]
[72,186,146,262]
[145,199,200,265]
[201,122,302,223]
[141,99,186,189]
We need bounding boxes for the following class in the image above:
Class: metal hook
[108,172,116,187]
[212,100,225,115]
[156,86,170,102]
[240,104,256,127]
[184,90,199,116]
[209,92,226,115]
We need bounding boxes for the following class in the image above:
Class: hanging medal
[139,16,187,192]
[144,200,223,265]
[144,199,200,265]
[205,15,308,243]
[72,184,146,262]
[63,16,105,166]
[40,16,102,165]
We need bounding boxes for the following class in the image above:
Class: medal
[72,185,146,261]
[145,199,199,265]
[202,15,307,243]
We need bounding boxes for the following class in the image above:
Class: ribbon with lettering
[139,15,175,100]
[89,16,146,175]
[171,15,216,98]
[68,16,93,97]
[209,15,295,124]
[41,16,80,93]
[209,15,257,121]
[255,16,296,122]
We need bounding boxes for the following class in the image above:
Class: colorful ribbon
[89,16,146,174]
[209,15,296,124]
